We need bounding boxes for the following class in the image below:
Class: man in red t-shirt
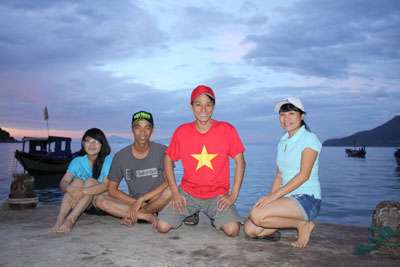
[156,85,246,237]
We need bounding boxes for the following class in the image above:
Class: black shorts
[84,204,109,216]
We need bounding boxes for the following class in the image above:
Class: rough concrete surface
[0,202,399,267]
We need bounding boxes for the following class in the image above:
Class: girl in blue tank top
[48,128,112,234]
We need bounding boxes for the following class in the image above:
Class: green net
[354,226,400,255]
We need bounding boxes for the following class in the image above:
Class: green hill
[323,116,400,147]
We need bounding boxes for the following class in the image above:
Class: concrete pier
[0,202,399,267]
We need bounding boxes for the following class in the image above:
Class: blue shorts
[289,194,321,221]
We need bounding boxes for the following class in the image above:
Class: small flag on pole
[44,106,49,121]
[44,106,50,136]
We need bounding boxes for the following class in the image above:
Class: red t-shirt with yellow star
[166,119,245,199]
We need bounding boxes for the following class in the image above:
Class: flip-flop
[184,211,200,226]
[244,231,281,242]
[210,218,216,229]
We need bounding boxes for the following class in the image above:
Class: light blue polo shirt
[276,126,322,199]
[67,155,112,183]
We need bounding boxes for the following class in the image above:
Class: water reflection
[36,188,64,202]
[1,143,400,226]
[396,167,400,174]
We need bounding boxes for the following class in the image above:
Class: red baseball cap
[191,85,215,101]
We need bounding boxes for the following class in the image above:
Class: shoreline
[0,202,398,266]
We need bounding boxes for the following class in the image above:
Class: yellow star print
[191,145,218,171]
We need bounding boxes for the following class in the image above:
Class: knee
[243,220,257,237]
[156,220,173,234]
[71,178,84,187]
[94,194,107,210]
[84,178,97,187]
[160,187,172,200]
[221,222,240,237]
[249,208,264,226]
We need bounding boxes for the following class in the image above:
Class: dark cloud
[0,0,167,71]
[244,0,400,79]
[0,0,399,144]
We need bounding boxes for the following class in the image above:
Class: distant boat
[14,136,78,187]
[394,148,400,166]
[345,146,366,158]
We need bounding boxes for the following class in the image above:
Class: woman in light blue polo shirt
[244,97,322,248]
[48,128,112,234]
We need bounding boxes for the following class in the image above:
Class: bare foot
[148,213,158,229]
[292,221,315,248]
[56,218,75,234]
[120,217,134,227]
[136,213,158,229]
[48,221,63,234]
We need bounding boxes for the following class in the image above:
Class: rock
[372,201,400,254]
[8,173,38,210]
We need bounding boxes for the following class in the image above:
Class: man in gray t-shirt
[95,111,172,227]
[108,141,166,199]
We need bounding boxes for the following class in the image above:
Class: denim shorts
[289,194,321,221]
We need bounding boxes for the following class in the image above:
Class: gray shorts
[158,187,243,230]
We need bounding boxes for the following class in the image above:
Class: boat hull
[345,149,366,158]
[394,149,400,166]
[15,151,71,174]
[15,151,71,187]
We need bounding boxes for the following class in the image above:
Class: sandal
[244,231,281,242]
[210,218,216,229]
[184,211,200,226]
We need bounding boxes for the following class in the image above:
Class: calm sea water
[1,142,399,226]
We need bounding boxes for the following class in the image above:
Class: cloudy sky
[1,0,399,144]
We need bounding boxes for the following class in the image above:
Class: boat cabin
[22,136,72,159]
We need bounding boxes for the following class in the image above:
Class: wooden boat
[394,148,400,166]
[345,146,366,158]
[14,136,77,187]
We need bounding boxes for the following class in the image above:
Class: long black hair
[279,103,311,131]
[79,128,111,179]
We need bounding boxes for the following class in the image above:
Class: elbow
[59,180,67,192]
[297,172,311,183]
[102,181,109,190]
[108,186,117,197]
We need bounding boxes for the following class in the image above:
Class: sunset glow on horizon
[1,0,399,144]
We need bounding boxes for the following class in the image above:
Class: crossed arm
[108,176,168,222]
[59,172,108,207]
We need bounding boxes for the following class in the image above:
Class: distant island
[323,115,400,147]
[0,127,20,143]
[106,135,131,144]
[107,135,171,145]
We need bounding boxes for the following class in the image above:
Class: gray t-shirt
[108,141,167,199]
